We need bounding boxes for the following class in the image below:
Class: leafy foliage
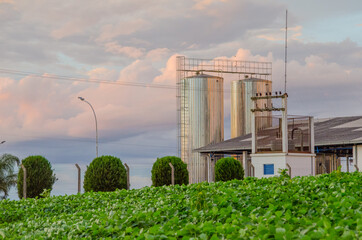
[151,156,188,186]
[1,172,361,239]
[17,155,56,199]
[215,157,244,182]
[83,155,127,192]
[278,168,291,179]
[0,154,19,200]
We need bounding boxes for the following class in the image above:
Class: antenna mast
[284,9,288,93]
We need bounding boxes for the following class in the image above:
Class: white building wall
[286,153,315,177]
[353,145,362,172]
[251,153,315,178]
[251,153,287,178]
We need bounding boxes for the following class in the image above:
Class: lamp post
[78,97,98,158]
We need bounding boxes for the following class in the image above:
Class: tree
[151,156,189,187]
[83,155,127,192]
[215,157,244,182]
[17,155,56,199]
[0,154,20,200]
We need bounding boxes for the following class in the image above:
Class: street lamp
[78,97,98,158]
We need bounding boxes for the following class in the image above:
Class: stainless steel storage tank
[180,73,224,183]
[231,78,272,138]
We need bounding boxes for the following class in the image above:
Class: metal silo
[231,78,272,138]
[180,73,224,183]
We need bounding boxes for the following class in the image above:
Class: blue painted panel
[264,164,274,175]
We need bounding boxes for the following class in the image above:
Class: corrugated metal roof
[196,116,362,153]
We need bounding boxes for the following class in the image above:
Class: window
[264,164,274,175]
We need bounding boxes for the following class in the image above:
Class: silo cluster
[180,73,271,183]
[180,73,224,183]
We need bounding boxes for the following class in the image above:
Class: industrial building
[176,56,361,183]
[196,115,362,179]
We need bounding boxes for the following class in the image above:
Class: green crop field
[1,171,361,239]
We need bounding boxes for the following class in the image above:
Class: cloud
[193,0,229,10]
[256,25,303,42]
[104,42,145,58]
[51,19,90,39]
[153,54,177,84]
[96,19,149,42]
[146,48,171,61]
[87,68,117,81]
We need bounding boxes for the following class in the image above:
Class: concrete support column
[353,145,361,171]
[251,100,256,154]
[282,94,288,153]
[242,151,248,177]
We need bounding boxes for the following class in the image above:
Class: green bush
[151,156,188,187]
[215,157,244,182]
[17,155,56,199]
[84,155,127,192]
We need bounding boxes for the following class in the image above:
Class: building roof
[196,116,362,154]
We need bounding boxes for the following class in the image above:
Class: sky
[1,0,362,199]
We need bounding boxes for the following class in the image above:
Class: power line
[0,68,177,90]
[0,67,258,94]
[2,133,177,149]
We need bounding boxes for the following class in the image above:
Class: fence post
[169,162,175,185]
[124,163,130,190]
[250,163,255,177]
[355,164,359,172]
[322,163,327,173]
[21,164,27,199]
[75,164,81,194]
[286,163,292,177]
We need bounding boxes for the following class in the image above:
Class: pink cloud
[87,68,117,81]
[51,19,91,39]
[96,19,149,42]
[104,42,145,58]
[193,0,229,10]
[256,26,303,42]
[146,48,171,61]
[153,54,177,84]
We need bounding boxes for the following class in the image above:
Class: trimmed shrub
[215,157,244,182]
[17,155,56,199]
[151,156,189,187]
[84,155,127,192]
